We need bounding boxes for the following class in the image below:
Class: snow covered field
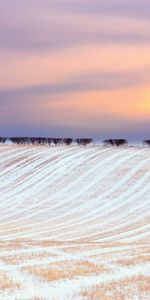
[0,144,150,299]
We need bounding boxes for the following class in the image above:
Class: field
[0,144,150,300]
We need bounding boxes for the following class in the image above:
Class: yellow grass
[23,260,109,282]
[0,271,21,290]
[0,251,58,266]
[117,255,150,266]
[80,275,150,300]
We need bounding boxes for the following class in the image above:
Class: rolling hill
[0,144,150,299]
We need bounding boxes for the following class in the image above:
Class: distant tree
[52,138,63,145]
[46,138,53,145]
[36,137,46,145]
[103,139,114,146]
[21,137,30,144]
[115,139,128,146]
[103,139,128,147]
[143,140,150,146]
[0,137,6,144]
[76,138,93,146]
[10,137,21,144]
[30,137,37,145]
[22,137,27,144]
[36,138,40,144]
[63,138,73,146]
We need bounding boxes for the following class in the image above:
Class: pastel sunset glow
[0,0,150,140]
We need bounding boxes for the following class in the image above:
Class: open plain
[0,144,150,300]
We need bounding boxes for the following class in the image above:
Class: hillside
[0,145,150,299]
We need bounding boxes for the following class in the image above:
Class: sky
[0,0,150,140]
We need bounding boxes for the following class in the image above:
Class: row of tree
[0,137,150,147]
[0,137,93,146]
[103,139,150,146]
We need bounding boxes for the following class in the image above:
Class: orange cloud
[1,44,150,89]
[26,86,149,130]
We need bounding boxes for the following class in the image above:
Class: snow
[3,139,14,145]
[0,145,150,299]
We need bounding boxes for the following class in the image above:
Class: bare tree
[30,137,35,145]
[103,139,128,147]
[46,138,52,145]
[63,138,73,146]
[10,137,23,144]
[143,140,150,146]
[0,137,6,144]
[76,138,93,146]
[103,139,114,146]
[52,138,63,145]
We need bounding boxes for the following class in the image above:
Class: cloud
[0,0,150,52]
[1,44,150,90]
[54,0,150,20]
[0,68,149,139]
[0,0,150,139]
[0,68,149,106]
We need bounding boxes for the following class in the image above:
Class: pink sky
[0,0,150,139]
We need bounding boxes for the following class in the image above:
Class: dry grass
[15,297,46,300]
[1,252,58,266]
[39,240,65,247]
[117,255,150,267]
[80,275,150,300]
[0,241,25,250]
[22,260,109,282]
[28,298,46,300]
[0,271,21,290]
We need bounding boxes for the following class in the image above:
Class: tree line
[0,137,93,146]
[0,137,150,147]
